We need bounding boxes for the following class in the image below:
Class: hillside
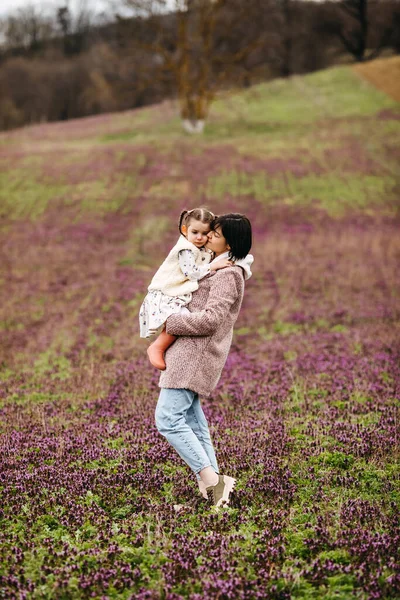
[1,63,398,226]
[0,62,399,600]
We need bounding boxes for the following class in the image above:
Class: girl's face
[182,218,211,248]
[206,226,230,257]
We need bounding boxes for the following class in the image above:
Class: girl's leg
[155,388,217,478]
[147,328,176,370]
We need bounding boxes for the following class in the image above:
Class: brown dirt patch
[353,55,400,102]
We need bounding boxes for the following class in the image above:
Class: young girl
[139,208,232,370]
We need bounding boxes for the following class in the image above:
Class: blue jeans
[155,388,219,479]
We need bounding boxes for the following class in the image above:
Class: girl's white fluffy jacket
[148,235,211,297]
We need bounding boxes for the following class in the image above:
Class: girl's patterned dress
[139,248,212,338]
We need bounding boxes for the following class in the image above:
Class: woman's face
[206,226,230,257]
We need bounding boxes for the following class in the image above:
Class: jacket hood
[209,252,254,281]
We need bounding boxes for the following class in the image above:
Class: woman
[155,213,253,508]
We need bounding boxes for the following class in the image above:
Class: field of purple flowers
[0,64,399,599]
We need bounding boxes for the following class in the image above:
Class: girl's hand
[210,259,233,271]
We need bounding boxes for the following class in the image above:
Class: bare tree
[0,5,54,53]
[279,0,293,77]
[120,0,270,133]
[337,0,396,61]
[57,1,93,55]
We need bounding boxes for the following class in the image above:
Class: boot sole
[215,475,236,508]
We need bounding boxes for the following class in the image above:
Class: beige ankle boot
[198,480,208,499]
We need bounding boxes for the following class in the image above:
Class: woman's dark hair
[178,207,215,235]
[213,213,252,261]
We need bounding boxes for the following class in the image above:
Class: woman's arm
[166,269,242,336]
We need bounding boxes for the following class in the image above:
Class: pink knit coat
[159,266,245,397]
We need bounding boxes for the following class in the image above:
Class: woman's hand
[210,259,233,271]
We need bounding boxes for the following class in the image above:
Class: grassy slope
[0,63,399,599]
[0,64,399,223]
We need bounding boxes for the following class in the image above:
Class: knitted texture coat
[159,266,245,397]
[148,235,211,297]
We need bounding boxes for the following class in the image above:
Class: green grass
[211,66,397,128]
[0,170,68,221]
[203,168,396,215]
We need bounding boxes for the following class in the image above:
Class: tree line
[0,0,398,132]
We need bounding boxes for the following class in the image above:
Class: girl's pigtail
[178,210,188,234]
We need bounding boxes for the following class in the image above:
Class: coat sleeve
[178,249,211,281]
[166,269,241,336]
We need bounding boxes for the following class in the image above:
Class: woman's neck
[214,249,229,258]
